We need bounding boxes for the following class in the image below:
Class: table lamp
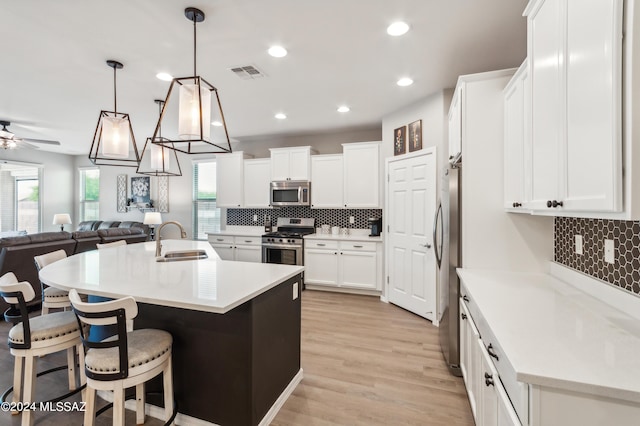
[143,212,163,241]
[53,214,72,231]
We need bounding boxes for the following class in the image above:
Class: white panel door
[503,64,527,210]
[311,155,343,208]
[288,147,311,180]
[343,142,380,208]
[210,244,234,261]
[387,151,437,321]
[478,338,499,426]
[529,0,563,209]
[243,159,271,208]
[270,150,291,181]
[563,0,622,211]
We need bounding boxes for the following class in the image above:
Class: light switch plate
[293,282,298,300]
[349,216,355,224]
[253,215,258,222]
[605,239,615,264]
[575,235,583,255]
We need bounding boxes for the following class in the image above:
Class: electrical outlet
[293,282,298,300]
[605,239,615,264]
[349,216,355,224]
[253,215,258,222]
[575,235,583,255]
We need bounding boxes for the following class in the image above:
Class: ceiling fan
[0,120,61,150]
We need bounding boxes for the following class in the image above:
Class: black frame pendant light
[89,60,141,167]
[151,7,232,155]
[136,100,182,177]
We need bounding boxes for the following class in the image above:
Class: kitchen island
[39,239,304,426]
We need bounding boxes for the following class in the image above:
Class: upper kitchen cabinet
[311,154,344,208]
[270,146,312,181]
[503,61,530,212]
[448,86,462,160]
[342,142,381,208]
[243,159,271,208]
[216,152,250,208]
[525,0,623,213]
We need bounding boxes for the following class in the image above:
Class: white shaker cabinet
[503,61,529,212]
[448,86,462,160]
[215,152,248,208]
[525,0,623,213]
[208,234,262,263]
[310,154,343,208]
[304,238,383,293]
[243,159,271,208]
[342,142,380,208]
[270,146,312,181]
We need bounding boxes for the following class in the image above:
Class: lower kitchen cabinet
[304,238,382,292]
[208,234,262,263]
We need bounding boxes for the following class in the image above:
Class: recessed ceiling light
[337,106,350,113]
[275,113,287,120]
[397,77,414,87]
[387,22,410,36]
[211,121,222,127]
[156,72,173,81]
[268,46,288,58]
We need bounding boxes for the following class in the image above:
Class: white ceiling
[1,0,527,155]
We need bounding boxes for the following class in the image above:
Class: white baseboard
[549,262,640,321]
[98,368,304,425]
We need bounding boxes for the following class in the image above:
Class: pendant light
[151,7,232,155]
[89,60,140,167]
[136,100,182,177]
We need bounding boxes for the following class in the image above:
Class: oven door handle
[262,243,302,250]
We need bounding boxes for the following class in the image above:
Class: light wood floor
[0,290,473,425]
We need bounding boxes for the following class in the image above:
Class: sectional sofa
[0,221,150,312]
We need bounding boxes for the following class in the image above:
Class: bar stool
[34,249,70,315]
[0,272,85,426]
[96,240,127,249]
[69,289,174,426]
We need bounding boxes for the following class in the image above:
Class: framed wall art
[408,119,422,152]
[131,176,151,204]
[116,174,127,213]
[394,126,406,156]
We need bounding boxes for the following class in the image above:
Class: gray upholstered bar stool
[34,249,70,315]
[0,272,85,426]
[69,289,174,426]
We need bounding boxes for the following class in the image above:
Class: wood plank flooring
[0,290,473,425]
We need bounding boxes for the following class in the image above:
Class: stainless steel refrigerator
[437,153,462,377]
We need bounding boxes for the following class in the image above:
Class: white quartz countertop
[304,233,383,243]
[457,268,640,403]
[39,240,304,314]
[206,227,264,237]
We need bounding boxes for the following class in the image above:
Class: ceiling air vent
[229,65,266,80]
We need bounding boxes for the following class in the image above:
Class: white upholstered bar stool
[69,289,174,426]
[0,272,85,426]
[96,240,127,249]
[34,249,70,315]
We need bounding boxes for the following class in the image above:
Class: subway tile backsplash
[227,207,382,229]
[554,217,640,296]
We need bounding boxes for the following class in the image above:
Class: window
[79,168,100,222]
[0,162,42,234]
[193,160,221,240]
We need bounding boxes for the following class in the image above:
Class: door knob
[419,243,432,249]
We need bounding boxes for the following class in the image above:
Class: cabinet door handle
[353,245,363,248]
[462,295,469,302]
[216,238,224,241]
[487,344,499,361]
[461,313,467,320]
[244,240,252,243]
[317,243,326,247]
[334,252,337,255]
[546,200,564,208]
[484,372,494,387]
[512,202,521,208]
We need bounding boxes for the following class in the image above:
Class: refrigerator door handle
[433,201,443,268]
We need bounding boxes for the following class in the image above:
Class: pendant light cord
[193,14,197,76]
[113,65,118,114]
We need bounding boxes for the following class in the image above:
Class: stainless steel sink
[156,250,208,262]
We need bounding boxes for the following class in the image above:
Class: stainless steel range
[262,218,315,266]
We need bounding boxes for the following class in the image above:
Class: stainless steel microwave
[270,181,311,206]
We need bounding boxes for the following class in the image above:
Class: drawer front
[306,240,339,250]
[339,241,376,251]
[208,235,234,244]
[234,236,262,245]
